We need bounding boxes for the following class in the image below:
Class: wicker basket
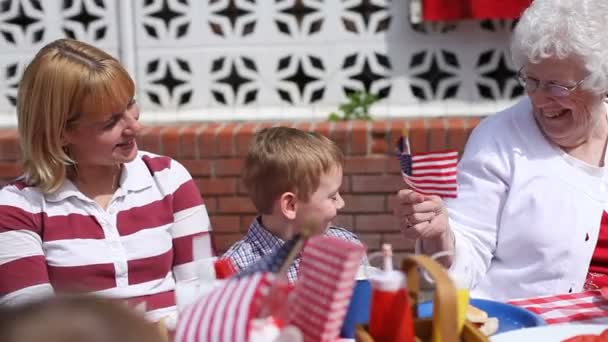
[355,254,488,342]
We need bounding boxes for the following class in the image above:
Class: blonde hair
[0,295,166,342]
[243,126,344,214]
[17,38,134,193]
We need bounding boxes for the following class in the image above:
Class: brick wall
[0,117,482,257]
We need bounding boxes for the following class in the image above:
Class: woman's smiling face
[64,98,142,168]
[523,56,606,149]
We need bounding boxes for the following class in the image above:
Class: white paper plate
[491,324,608,341]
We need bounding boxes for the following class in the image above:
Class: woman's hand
[395,189,449,240]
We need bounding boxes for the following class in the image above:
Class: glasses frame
[516,67,587,98]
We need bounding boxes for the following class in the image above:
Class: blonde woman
[0,39,214,324]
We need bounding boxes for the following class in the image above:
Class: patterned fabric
[288,235,366,342]
[509,290,608,325]
[236,234,303,279]
[223,216,363,283]
[0,151,213,322]
[585,211,608,290]
[175,272,276,342]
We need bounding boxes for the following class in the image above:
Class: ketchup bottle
[368,244,415,342]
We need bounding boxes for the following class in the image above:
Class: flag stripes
[174,273,275,342]
[398,137,458,198]
[289,236,365,342]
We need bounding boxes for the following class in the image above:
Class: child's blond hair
[243,126,343,214]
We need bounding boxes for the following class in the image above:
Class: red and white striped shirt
[0,151,214,323]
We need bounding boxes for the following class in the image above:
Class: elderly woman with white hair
[394,0,608,301]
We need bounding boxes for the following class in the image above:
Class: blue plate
[418,298,546,334]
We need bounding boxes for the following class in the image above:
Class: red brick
[315,121,331,138]
[214,158,242,177]
[358,233,382,251]
[351,174,403,193]
[293,122,312,131]
[202,197,218,214]
[180,159,211,176]
[341,194,386,213]
[339,175,351,193]
[372,120,389,135]
[137,125,163,154]
[446,118,467,154]
[371,120,389,155]
[428,118,447,151]
[355,214,399,232]
[350,120,369,155]
[235,122,259,157]
[408,119,428,153]
[343,156,388,175]
[217,196,256,214]
[179,124,203,159]
[332,121,349,154]
[160,125,181,157]
[333,214,354,229]
[385,120,406,156]
[259,122,276,130]
[387,159,401,175]
[197,177,238,195]
[216,123,238,157]
[388,120,407,147]
[370,139,387,155]
[209,215,241,233]
[213,233,244,254]
[0,162,22,178]
[236,178,249,195]
[198,123,222,158]
[0,130,20,161]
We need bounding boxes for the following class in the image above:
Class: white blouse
[447,97,608,301]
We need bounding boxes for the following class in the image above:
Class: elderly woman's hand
[395,189,449,240]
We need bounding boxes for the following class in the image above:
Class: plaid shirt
[223,216,364,283]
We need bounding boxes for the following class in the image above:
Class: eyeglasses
[516,68,587,98]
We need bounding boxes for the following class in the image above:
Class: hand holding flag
[396,135,456,241]
[397,135,458,198]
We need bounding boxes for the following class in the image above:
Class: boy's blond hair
[243,126,344,214]
[17,38,134,193]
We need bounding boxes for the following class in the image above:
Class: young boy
[223,126,363,283]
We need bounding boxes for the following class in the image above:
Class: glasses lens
[547,84,570,98]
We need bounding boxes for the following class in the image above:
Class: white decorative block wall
[0,0,524,126]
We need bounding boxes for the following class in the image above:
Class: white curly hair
[510,0,608,94]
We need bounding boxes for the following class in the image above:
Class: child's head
[0,295,167,342]
[243,126,345,234]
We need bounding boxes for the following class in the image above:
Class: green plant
[328,91,378,121]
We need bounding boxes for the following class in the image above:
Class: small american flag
[397,135,458,198]
[175,235,304,342]
[288,236,366,342]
